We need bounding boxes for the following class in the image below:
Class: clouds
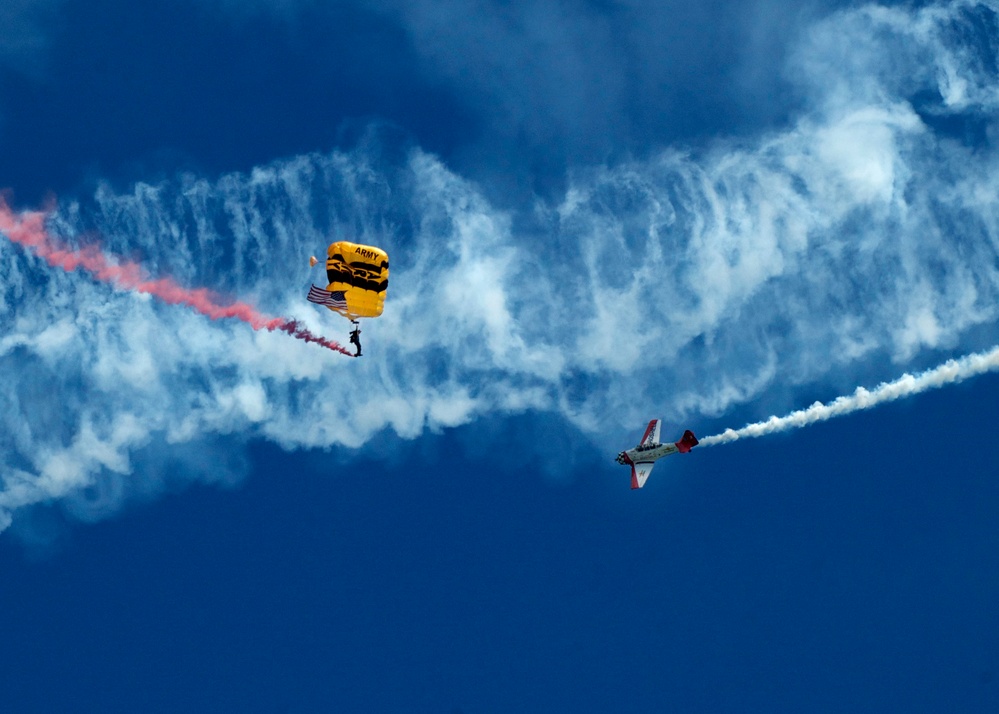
[0,0,846,204]
[3,0,999,530]
[378,0,829,189]
[161,0,843,194]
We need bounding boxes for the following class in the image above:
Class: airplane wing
[639,419,661,447]
[631,461,655,490]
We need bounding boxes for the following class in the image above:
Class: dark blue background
[0,0,808,206]
[3,377,997,712]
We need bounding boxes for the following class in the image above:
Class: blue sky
[2,0,999,711]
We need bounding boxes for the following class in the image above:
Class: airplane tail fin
[675,430,699,453]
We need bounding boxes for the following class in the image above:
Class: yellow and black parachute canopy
[323,240,389,320]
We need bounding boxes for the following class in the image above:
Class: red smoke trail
[0,201,355,357]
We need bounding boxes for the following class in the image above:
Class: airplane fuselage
[616,442,680,466]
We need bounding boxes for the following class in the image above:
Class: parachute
[308,240,389,320]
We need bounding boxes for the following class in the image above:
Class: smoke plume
[700,345,999,446]
[0,201,354,356]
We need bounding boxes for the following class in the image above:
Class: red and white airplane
[615,419,699,489]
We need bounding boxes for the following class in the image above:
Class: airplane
[615,419,699,489]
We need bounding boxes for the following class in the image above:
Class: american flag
[307,285,348,310]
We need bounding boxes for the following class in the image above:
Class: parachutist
[304,240,388,356]
[349,325,362,357]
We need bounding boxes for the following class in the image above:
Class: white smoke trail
[700,345,999,446]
